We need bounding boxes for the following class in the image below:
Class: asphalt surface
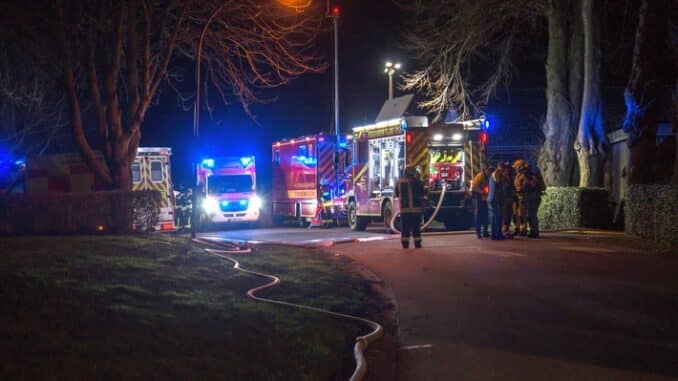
[331,232,678,381]
[206,226,678,380]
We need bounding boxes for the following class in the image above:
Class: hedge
[538,187,612,230]
[0,191,161,235]
[625,184,678,253]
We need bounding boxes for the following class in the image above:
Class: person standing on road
[514,164,531,236]
[396,166,425,249]
[488,164,504,240]
[471,167,492,239]
[501,162,516,238]
[526,166,546,238]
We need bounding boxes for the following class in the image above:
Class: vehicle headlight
[249,195,263,210]
[202,197,219,214]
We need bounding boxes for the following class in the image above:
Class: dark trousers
[473,194,489,237]
[401,212,422,248]
[489,200,503,238]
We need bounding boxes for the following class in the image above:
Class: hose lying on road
[390,182,447,234]
[193,238,383,381]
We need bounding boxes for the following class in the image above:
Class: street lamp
[384,61,401,100]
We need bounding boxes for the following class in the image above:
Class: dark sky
[143,0,405,187]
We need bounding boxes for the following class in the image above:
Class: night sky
[143,0,405,190]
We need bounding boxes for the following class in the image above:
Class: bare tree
[623,0,669,184]
[2,0,324,190]
[398,0,545,120]
[0,48,69,157]
[538,0,583,186]
[574,0,607,187]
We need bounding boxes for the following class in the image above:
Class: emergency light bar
[353,116,428,132]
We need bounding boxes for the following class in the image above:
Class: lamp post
[329,4,340,198]
[191,3,227,239]
[384,61,401,100]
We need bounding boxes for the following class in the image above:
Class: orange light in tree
[97,225,104,232]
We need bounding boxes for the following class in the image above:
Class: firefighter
[514,164,531,236]
[176,187,192,229]
[501,161,516,238]
[471,166,492,239]
[526,166,546,238]
[488,164,504,240]
[395,165,425,249]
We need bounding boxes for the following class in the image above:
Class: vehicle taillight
[480,132,488,144]
[406,133,412,144]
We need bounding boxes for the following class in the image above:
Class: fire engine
[346,116,488,231]
[197,156,262,225]
[25,148,176,231]
[131,147,176,231]
[271,134,352,226]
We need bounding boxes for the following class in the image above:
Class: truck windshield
[208,175,253,194]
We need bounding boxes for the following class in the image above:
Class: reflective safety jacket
[396,176,425,213]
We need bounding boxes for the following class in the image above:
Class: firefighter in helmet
[471,166,492,239]
[175,186,192,229]
[395,165,425,248]
[525,165,546,238]
[514,162,530,236]
[501,161,516,238]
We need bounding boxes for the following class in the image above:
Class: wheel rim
[349,205,357,227]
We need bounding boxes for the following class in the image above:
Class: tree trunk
[575,0,607,187]
[539,0,578,186]
[567,0,584,186]
[623,0,668,184]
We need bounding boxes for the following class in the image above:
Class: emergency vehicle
[346,116,488,231]
[131,147,176,231]
[25,148,176,231]
[197,156,262,225]
[271,134,352,226]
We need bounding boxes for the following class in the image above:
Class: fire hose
[193,238,383,381]
[390,182,447,234]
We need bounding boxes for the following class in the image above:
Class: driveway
[331,232,678,381]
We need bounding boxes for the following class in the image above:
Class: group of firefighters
[396,159,545,249]
[471,159,546,240]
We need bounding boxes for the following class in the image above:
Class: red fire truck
[197,156,262,226]
[271,134,352,226]
[346,116,488,231]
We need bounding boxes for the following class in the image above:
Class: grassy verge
[0,235,381,380]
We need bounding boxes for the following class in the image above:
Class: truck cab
[199,156,262,225]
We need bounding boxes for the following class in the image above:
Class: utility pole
[192,3,227,239]
[384,61,401,100]
[329,4,341,198]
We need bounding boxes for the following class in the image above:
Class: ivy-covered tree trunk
[539,0,581,186]
[575,0,607,187]
[623,0,668,184]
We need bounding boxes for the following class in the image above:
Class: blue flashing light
[400,119,408,131]
[201,158,215,168]
[484,119,490,129]
[238,199,248,206]
[220,200,230,206]
[339,141,347,149]
[240,156,253,167]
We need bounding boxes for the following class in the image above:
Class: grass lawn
[0,235,382,380]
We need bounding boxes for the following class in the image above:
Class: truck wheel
[348,201,368,231]
[382,201,395,234]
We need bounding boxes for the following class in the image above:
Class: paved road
[329,232,678,381]
[198,226,395,246]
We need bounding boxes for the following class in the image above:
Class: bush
[538,187,612,230]
[626,184,678,253]
[0,191,161,235]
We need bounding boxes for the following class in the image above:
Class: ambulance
[346,116,488,231]
[25,148,176,231]
[197,156,262,225]
[131,147,176,231]
[271,134,352,226]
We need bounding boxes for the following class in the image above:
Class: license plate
[442,172,448,177]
